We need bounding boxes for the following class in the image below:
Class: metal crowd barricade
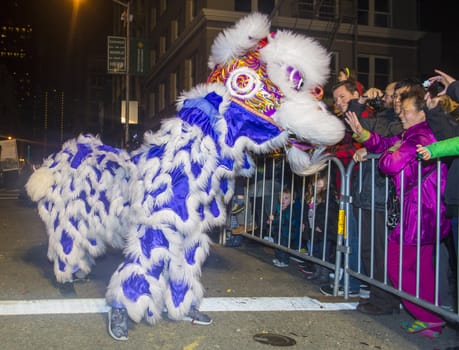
[226,153,346,288]
[226,152,459,324]
[343,155,459,323]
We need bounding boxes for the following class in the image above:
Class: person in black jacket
[423,70,459,312]
[424,69,459,256]
[350,80,405,314]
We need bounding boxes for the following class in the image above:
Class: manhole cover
[253,333,297,346]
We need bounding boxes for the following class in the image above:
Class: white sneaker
[329,268,344,281]
[273,261,289,268]
[272,258,280,264]
[359,284,370,299]
[182,306,213,325]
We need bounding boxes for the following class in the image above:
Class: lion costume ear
[208,12,270,68]
[260,30,330,89]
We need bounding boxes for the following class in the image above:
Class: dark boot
[58,281,76,297]
[306,265,329,284]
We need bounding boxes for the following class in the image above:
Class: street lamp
[113,0,131,147]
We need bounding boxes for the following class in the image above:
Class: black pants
[359,208,400,311]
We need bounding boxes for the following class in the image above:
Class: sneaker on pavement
[183,306,213,325]
[73,270,90,283]
[328,267,344,281]
[319,284,359,297]
[272,258,280,264]
[273,261,289,268]
[108,307,129,341]
[58,281,76,297]
[297,262,314,275]
[359,284,370,299]
[298,266,314,276]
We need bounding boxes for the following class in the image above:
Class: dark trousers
[360,208,400,311]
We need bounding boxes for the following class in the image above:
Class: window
[171,20,178,42]
[235,0,251,12]
[374,0,391,27]
[358,0,391,27]
[235,0,275,14]
[298,0,336,20]
[357,55,391,90]
[258,0,275,14]
[358,0,369,25]
[186,0,199,22]
[160,0,167,15]
[149,7,157,31]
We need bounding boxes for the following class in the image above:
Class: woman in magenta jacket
[346,88,450,338]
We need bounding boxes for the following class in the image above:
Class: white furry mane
[208,12,270,68]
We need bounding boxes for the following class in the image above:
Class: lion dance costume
[26,13,344,340]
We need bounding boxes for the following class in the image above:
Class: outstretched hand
[426,69,456,96]
[416,144,431,160]
[344,111,364,137]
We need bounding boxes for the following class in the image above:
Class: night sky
[1,0,112,97]
[419,0,459,78]
[32,0,112,95]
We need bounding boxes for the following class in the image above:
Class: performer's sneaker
[183,306,213,325]
[108,307,129,341]
[58,281,76,297]
[72,270,90,283]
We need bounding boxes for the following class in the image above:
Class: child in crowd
[337,66,365,96]
[302,171,339,283]
[267,187,302,267]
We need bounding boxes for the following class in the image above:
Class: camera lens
[427,81,445,97]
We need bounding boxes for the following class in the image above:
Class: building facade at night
[0,20,34,139]
[107,0,440,135]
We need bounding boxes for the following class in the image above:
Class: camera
[423,80,445,97]
[366,95,385,112]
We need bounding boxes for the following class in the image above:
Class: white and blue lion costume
[26,13,344,339]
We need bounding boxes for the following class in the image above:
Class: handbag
[386,181,400,230]
[385,167,436,230]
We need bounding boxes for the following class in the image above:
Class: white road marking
[0,297,357,316]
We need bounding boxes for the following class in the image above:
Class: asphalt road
[0,197,458,349]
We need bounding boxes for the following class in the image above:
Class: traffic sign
[107,36,126,74]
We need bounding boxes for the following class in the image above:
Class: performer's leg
[164,233,212,324]
[105,226,173,340]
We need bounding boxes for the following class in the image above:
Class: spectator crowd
[226,67,459,339]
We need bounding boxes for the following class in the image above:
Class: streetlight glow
[70,0,131,147]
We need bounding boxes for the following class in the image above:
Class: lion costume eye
[285,66,304,91]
